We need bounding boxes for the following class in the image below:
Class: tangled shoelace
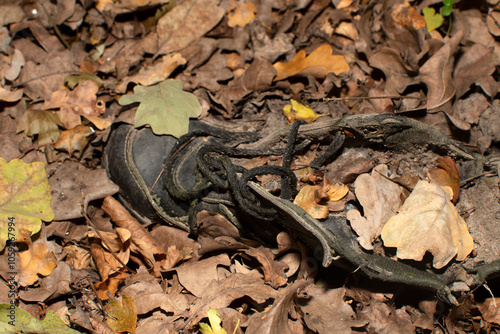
[162,121,312,232]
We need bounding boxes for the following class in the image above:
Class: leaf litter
[1,0,500,333]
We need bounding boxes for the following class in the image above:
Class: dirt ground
[1,0,500,333]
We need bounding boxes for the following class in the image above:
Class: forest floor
[1,0,500,333]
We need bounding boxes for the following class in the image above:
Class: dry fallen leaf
[477,298,500,325]
[243,246,288,289]
[174,254,231,298]
[104,295,137,334]
[89,229,131,282]
[54,125,94,157]
[294,185,329,219]
[115,53,187,93]
[419,31,462,112]
[273,44,349,81]
[380,180,474,269]
[391,1,427,31]
[245,280,310,334]
[122,266,189,315]
[487,11,500,37]
[18,239,57,287]
[186,274,279,331]
[44,80,106,129]
[48,162,119,221]
[335,21,359,40]
[346,164,403,250]
[428,157,460,203]
[300,285,367,333]
[157,0,225,55]
[294,180,348,219]
[227,0,256,28]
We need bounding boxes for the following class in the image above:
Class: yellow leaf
[199,308,227,334]
[380,180,473,269]
[0,158,53,252]
[324,183,349,201]
[227,0,256,28]
[273,44,349,81]
[282,99,324,124]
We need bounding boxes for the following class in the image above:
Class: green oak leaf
[422,7,444,33]
[0,158,54,252]
[0,304,82,333]
[118,79,201,138]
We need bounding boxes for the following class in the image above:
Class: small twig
[85,278,106,312]
[460,171,495,187]
[15,141,55,160]
[321,96,423,102]
[12,71,77,88]
[39,0,70,49]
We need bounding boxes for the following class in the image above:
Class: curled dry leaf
[273,44,349,81]
[487,11,500,37]
[428,157,460,203]
[245,280,310,334]
[419,31,462,112]
[89,230,131,281]
[102,196,189,272]
[293,186,327,220]
[335,21,359,40]
[18,239,57,287]
[391,1,427,31]
[381,180,474,269]
[368,47,418,96]
[244,246,288,289]
[293,181,349,219]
